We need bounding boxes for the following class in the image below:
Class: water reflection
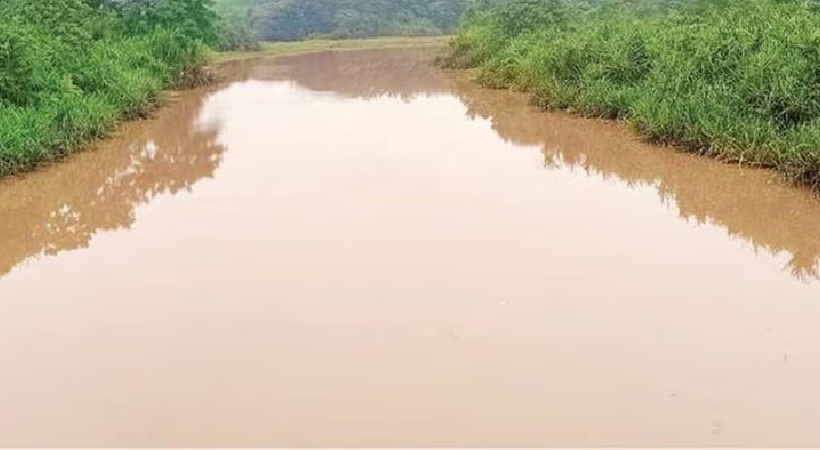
[447,78,820,279]
[2,47,820,283]
[226,47,450,100]
[0,87,225,278]
[246,48,820,280]
[0,49,448,280]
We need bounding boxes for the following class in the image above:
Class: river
[1,48,820,446]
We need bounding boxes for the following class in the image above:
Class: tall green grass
[0,0,217,177]
[444,0,820,188]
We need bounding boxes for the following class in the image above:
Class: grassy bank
[0,0,219,178]
[215,35,451,62]
[443,0,820,188]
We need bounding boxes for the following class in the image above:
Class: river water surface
[2,48,820,446]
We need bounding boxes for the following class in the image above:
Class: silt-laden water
[2,48,820,446]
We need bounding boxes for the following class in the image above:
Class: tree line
[215,0,470,49]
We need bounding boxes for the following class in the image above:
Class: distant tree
[94,0,220,45]
[221,0,470,42]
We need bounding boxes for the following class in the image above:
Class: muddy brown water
[2,48,820,446]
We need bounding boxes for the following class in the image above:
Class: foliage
[113,0,221,45]
[0,0,217,177]
[445,0,820,188]
[213,0,469,43]
[213,0,262,51]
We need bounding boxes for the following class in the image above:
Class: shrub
[446,0,820,187]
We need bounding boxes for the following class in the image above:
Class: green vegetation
[0,0,219,177]
[444,0,820,188]
[215,35,450,62]
[213,0,263,51]
[214,0,468,48]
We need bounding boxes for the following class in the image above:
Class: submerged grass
[214,35,452,62]
[0,0,217,178]
[443,0,820,188]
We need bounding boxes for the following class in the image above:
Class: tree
[215,0,470,42]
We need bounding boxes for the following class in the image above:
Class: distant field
[214,36,452,62]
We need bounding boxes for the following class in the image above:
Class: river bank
[0,0,219,179]
[0,31,449,180]
[443,0,820,190]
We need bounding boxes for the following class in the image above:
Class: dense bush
[0,0,217,177]
[444,0,820,187]
[213,1,262,51]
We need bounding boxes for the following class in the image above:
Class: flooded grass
[443,0,820,189]
[214,36,452,62]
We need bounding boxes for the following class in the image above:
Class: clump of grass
[445,0,820,188]
[0,0,218,177]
